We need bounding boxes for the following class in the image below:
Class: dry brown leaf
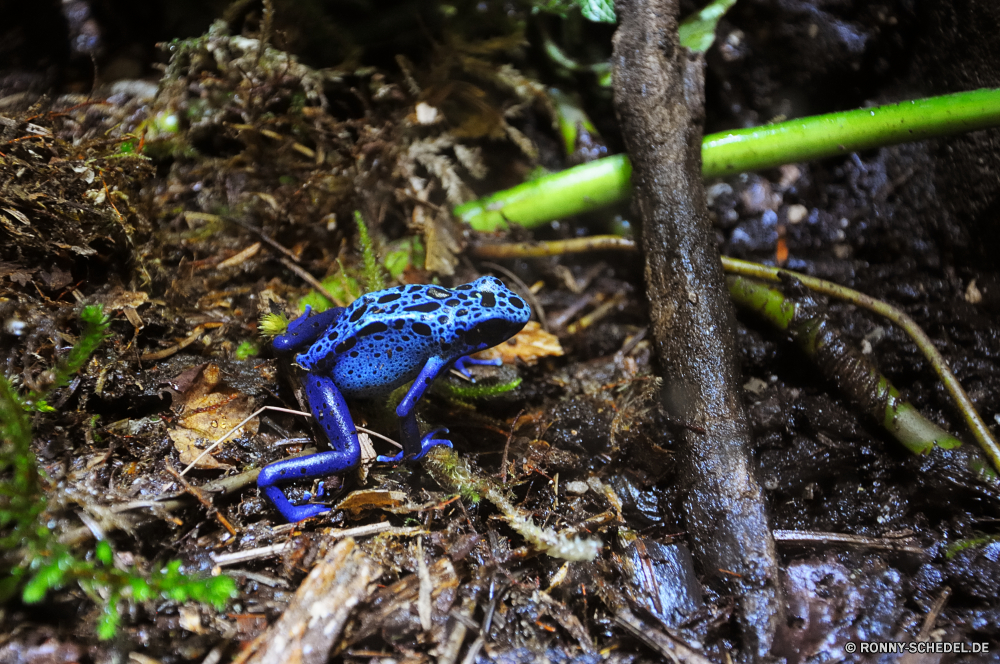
[423,212,462,276]
[473,320,563,365]
[335,489,408,515]
[168,363,258,469]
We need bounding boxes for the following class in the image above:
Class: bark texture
[611,1,783,659]
[246,538,382,664]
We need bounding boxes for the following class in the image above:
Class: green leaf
[298,273,362,313]
[235,340,259,359]
[129,577,153,602]
[23,564,63,603]
[579,0,615,22]
[382,237,424,280]
[679,0,739,53]
[95,541,113,565]
[206,575,238,608]
[96,602,120,640]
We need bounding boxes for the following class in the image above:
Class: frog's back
[297,285,454,398]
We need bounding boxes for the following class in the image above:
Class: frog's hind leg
[377,356,453,463]
[258,372,360,522]
[272,306,345,353]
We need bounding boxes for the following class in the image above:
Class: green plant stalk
[454,153,632,231]
[726,274,1000,490]
[722,256,1000,477]
[677,0,738,53]
[422,446,601,561]
[0,375,43,561]
[704,88,1000,175]
[550,88,602,157]
[435,376,522,401]
[25,305,110,411]
[725,275,960,455]
[455,88,1000,231]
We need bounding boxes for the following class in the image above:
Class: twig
[613,607,716,664]
[918,587,950,639]
[140,322,224,362]
[277,258,342,305]
[180,405,401,476]
[565,292,626,335]
[772,529,925,555]
[212,543,292,566]
[470,236,636,259]
[500,408,524,483]
[165,460,237,536]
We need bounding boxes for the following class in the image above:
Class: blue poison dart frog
[259,276,531,521]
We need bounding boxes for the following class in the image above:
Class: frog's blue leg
[452,355,503,380]
[377,356,453,463]
[257,372,359,522]
[272,306,345,353]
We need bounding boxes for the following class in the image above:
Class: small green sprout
[1,305,238,639]
[355,210,386,292]
[258,312,290,338]
[235,340,260,359]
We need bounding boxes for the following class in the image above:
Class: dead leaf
[473,321,563,365]
[335,489,408,515]
[168,363,258,469]
[423,212,462,276]
[179,605,206,634]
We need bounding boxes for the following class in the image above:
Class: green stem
[725,276,961,455]
[726,275,999,490]
[455,154,632,232]
[722,257,1000,476]
[704,88,1000,176]
[455,88,1000,231]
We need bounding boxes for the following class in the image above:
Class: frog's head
[449,276,531,353]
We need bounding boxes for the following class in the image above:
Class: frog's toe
[377,428,452,463]
[259,484,329,522]
[453,355,503,380]
[412,428,453,460]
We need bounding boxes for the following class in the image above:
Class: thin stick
[179,405,402,476]
[277,258,342,306]
[471,236,636,259]
[772,529,924,555]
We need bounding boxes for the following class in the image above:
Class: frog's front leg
[258,372,359,521]
[377,356,453,464]
[272,306,345,354]
[452,355,503,380]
